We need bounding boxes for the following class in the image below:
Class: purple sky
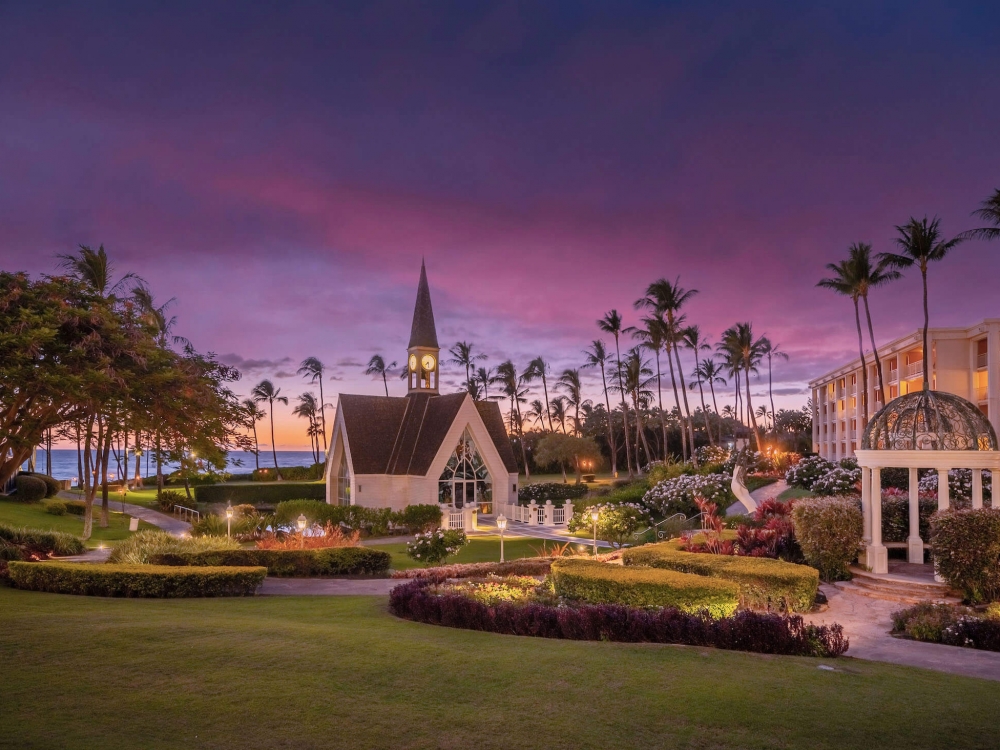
[2,1,998,448]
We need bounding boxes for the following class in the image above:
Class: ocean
[22,449,322,481]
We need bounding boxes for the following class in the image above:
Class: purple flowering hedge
[389,579,848,657]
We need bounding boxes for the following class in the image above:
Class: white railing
[553,506,566,525]
[978,352,988,369]
[848,385,857,396]
[905,361,923,379]
[173,505,200,522]
[499,502,571,527]
[977,385,988,402]
[888,369,899,383]
[448,511,465,529]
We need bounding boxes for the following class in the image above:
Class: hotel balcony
[978,352,988,369]
[888,369,899,384]
[978,385,988,402]
[904,361,923,380]
[848,384,857,396]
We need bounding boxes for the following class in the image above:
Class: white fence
[496,500,572,528]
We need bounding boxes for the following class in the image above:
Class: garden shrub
[13,474,47,503]
[252,464,324,482]
[879,467,910,490]
[784,455,835,490]
[407,529,468,564]
[0,523,85,557]
[791,497,863,582]
[641,473,731,516]
[599,481,650,506]
[390,579,848,657]
[149,547,391,576]
[930,508,1000,603]
[890,602,971,642]
[108,530,239,565]
[622,542,818,612]
[695,445,731,467]
[63,500,87,516]
[880,489,938,543]
[390,558,553,581]
[8,562,265,597]
[157,489,188,512]
[733,499,802,562]
[394,504,443,533]
[919,469,992,504]
[256,522,360,549]
[568,503,650,548]
[273,500,397,536]
[811,466,861,497]
[21,472,61,498]
[646,461,694,486]
[517,483,589,506]
[551,558,739,617]
[45,501,68,516]
[194,482,325,505]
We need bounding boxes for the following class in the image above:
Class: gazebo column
[938,468,950,511]
[972,469,984,510]
[860,466,872,549]
[907,467,923,564]
[866,467,888,574]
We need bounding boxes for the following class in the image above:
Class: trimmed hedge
[931,508,1000,603]
[194,482,325,505]
[551,558,739,618]
[517,483,590,506]
[20,472,61,498]
[791,497,864,582]
[63,500,87,516]
[622,542,818,612]
[8,562,265,597]
[391,558,554,581]
[148,547,391,577]
[0,523,85,557]
[13,475,47,503]
[390,579,849,657]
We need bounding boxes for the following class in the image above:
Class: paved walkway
[806,584,1000,682]
[260,578,399,596]
[475,516,613,548]
[56,491,192,536]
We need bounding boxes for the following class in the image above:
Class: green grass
[745,475,779,493]
[371,535,579,570]
[778,486,819,502]
[1,586,998,749]
[519,472,615,487]
[0,499,155,548]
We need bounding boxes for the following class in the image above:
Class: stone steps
[832,567,961,605]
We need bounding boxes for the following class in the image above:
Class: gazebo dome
[861,388,998,451]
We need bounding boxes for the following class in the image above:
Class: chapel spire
[406,260,440,394]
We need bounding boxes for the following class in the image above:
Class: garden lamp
[226,503,234,538]
[496,514,507,563]
[297,513,308,549]
[590,508,600,556]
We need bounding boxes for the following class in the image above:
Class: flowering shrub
[695,445,731,466]
[918,469,992,504]
[257,522,361,550]
[389,578,849,657]
[811,466,861,497]
[891,602,1000,653]
[791,497,864,582]
[784,455,835,490]
[517,482,589,505]
[568,503,650,548]
[446,574,553,606]
[642,473,732,517]
[406,529,468,564]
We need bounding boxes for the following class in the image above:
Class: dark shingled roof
[340,392,516,476]
[407,260,439,349]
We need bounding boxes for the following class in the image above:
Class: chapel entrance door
[453,480,475,509]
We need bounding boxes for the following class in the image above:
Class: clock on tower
[406,260,440,395]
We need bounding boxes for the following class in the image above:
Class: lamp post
[226,503,234,538]
[117,483,127,514]
[496,514,507,563]
[297,513,308,549]
[591,508,600,557]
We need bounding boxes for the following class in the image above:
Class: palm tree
[959,188,1000,242]
[241,398,265,470]
[583,340,618,476]
[716,343,743,428]
[755,405,772,431]
[523,357,554,432]
[760,338,790,430]
[626,314,670,460]
[57,244,142,299]
[556,368,585,436]
[364,354,397,397]
[549,396,570,434]
[599,311,634,479]
[848,243,900,405]
[878,217,966,391]
[297,357,329,454]
[448,341,487,397]
[720,323,767,449]
[251,380,288,480]
[497,360,531,477]
[693,357,727,436]
[526,399,548,430]
[475,366,499,401]
[683,326,715,445]
[616,348,655,472]
[818,257,871,425]
[293,393,321,464]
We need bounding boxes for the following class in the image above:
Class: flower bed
[389,578,848,657]
[7,562,266,597]
[148,547,391,577]
[892,602,1000,653]
[551,558,739,617]
[641,473,731,516]
[621,542,818,612]
[391,558,553,581]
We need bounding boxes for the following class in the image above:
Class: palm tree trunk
[382,372,389,397]
[318,374,328,454]
[862,294,886,407]
[673,344,698,466]
[921,265,930,390]
[694,355,714,445]
[653,349,668,461]
[599,363,617,477]
[251,421,260,470]
[541,372,553,432]
[708,378,721,440]
[633,398,652,473]
[99,421,111,528]
[664,342,688,461]
[767,354,777,431]
[513,400,530,478]
[734,369,741,428]
[269,399,282,480]
[156,431,163,498]
[744,366,763,449]
[613,336,634,479]
[853,297,870,426]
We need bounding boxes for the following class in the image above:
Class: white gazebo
[855,387,999,576]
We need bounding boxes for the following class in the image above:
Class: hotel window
[850,419,857,431]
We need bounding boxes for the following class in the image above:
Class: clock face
[408,354,417,372]
[421,354,436,372]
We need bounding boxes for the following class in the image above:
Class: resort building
[324,262,519,522]
[810,319,1000,460]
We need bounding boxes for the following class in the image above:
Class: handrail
[634,512,703,540]
[173,505,200,522]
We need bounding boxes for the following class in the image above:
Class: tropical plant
[583,340,618,477]
[448,341,487,397]
[474,366,499,402]
[251,379,288,480]
[791,497,864,582]
[759,338,789,430]
[364,354,397,397]
[241,398,266,470]
[627,312,671,460]
[496,360,531,476]
[878,217,966,390]
[523,357,554,432]
[959,188,1000,243]
[297,357,329,453]
[719,323,767,449]
[615,348,655,472]
[556,368,586,436]
[292,392,322,464]
[598,310,634,478]
[684,326,715,445]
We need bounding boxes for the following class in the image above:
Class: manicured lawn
[0,499,155,548]
[519,472,615,487]
[371,534,581,570]
[1,586,998,749]
[778,486,818,502]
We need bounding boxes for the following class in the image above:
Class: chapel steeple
[406,260,440,394]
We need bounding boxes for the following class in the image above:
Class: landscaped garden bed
[150,547,391,577]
